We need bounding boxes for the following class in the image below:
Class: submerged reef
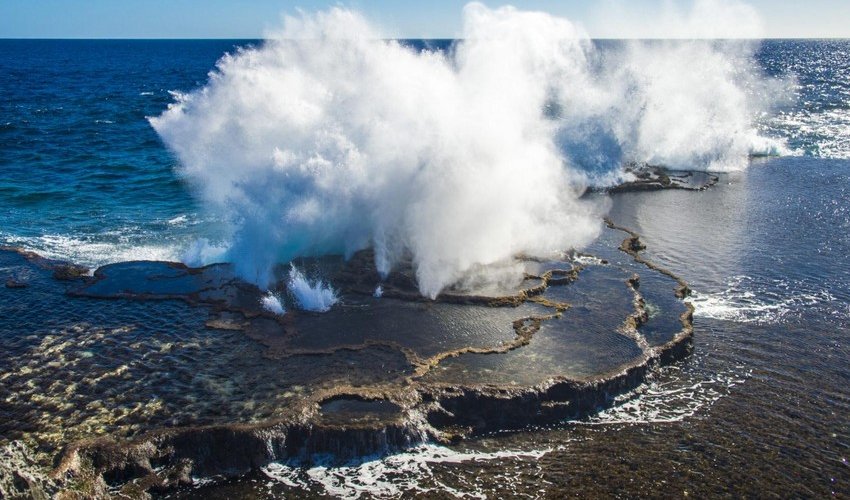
[0,217,694,498]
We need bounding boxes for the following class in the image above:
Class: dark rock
[0,218,697,497]
[52,265,89,281]
[605,163,719,193]
[5,279,27,289]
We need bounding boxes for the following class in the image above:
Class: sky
[1,0,849,39]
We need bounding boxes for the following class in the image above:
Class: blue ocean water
[0,40,252,264]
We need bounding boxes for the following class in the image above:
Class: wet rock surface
[0,218,694,497]
[606,163,719,193]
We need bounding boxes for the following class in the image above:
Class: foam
[689,275,838,324]
[262,444,554,499]
[582,368,751,425]
[0,233,181,271]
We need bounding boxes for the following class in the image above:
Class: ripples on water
[0,40,245,264]
[758,40,850,158]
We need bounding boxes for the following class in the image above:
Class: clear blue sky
[1,0,849,39]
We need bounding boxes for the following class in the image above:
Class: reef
[606,163,719,193]
[0,218,694,498]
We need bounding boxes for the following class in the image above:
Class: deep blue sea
[0,40,251,265]
[1,39,849,497]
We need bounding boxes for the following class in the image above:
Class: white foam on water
[689,275,838,324]
[766,108,850,159]
[0,233,183,270]
[262,444,556,499]
[580,367,752,425]
[572,254,606,266]
[166,214,190,226]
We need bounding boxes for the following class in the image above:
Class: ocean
[1,38,849,497]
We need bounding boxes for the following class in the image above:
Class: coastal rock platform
[0,218,694,498]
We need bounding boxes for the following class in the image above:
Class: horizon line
[2,36,849,41]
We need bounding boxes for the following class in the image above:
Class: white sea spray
[151,2,785,296]
[288,265,338,312]
[260,291,286,315]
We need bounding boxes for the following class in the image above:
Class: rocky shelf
[0,219,694,498]
[604,163,719,193]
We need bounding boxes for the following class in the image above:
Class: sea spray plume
[609,39,774,171]
[605,0,787,171]
[548,0,786,174]
[151,2,782,296]
[542,0,788,177]
[287,265,338,312]
[151,4,604,297]
[585,0,763,38]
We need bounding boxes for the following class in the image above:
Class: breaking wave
[261,444,555,499]
[151,1,785,296]
[0,233,182,271]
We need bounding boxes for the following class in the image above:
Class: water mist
[151,2,783,298]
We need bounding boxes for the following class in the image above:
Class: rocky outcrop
[0,217,695,498]
[606,164,719,193]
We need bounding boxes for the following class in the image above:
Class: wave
[261,443,554,499]
[762,108,850,159]
[0,233,183,270]
[581,367,751,425]
[151,2,784,296]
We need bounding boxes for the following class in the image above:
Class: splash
[581,367,751,425]
[288,265,339,312]
[261,291,286,315]
[151,2,783,296]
